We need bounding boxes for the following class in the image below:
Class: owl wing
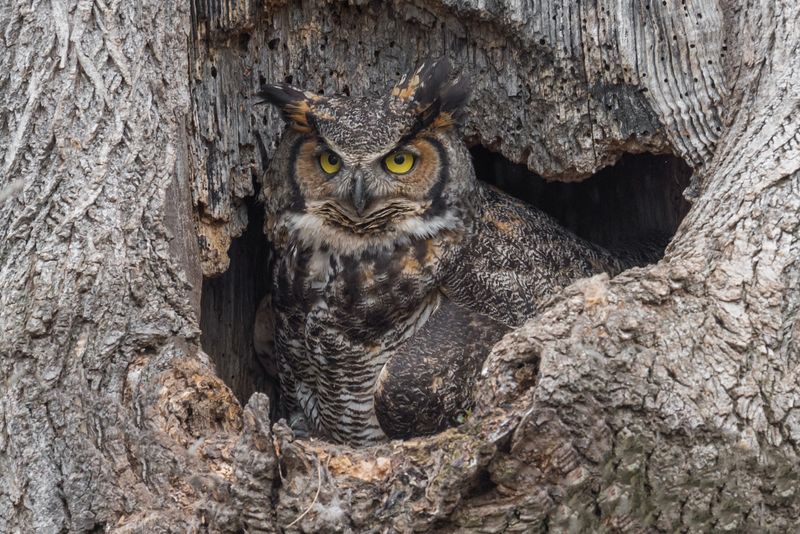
[372,187,627,439]
[442,184,627,327]
[373,296,509,439]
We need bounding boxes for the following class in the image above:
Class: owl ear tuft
[393,59,471,129]
[257,84,317,132]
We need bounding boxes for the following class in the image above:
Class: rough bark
[188,0,726,276]
[1,1,798,534]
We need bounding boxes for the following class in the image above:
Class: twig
[286,455,323,529]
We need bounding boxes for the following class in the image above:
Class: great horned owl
[258,60,631,446]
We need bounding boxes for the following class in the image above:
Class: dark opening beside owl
[258,60,630,446]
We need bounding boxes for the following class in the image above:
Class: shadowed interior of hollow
[471,146,692,252]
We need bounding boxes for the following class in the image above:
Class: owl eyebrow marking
[397,121,429,147]
[311,137,334,154]
[312,134,349,160]
[301,107,337,134]
[397,108,458,148]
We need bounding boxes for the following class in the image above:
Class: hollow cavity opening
[200,198,278,410]
[470,146,692,257]
[201,146,692,425]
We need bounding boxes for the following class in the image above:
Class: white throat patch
[280,210,461,255]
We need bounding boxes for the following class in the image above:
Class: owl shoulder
[440,183,622,326]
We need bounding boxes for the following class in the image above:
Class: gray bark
[1,1,798,533]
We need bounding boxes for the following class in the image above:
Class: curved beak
[351,168,369,216]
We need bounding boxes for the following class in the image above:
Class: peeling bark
[1,0,798,533]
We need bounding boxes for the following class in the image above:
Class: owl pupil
[393,154,405,165]
[327,154,338,165]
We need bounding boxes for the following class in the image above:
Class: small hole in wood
[238,33,251,51]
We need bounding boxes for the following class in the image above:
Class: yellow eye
[319,151,342,174]
[384,151,415,175]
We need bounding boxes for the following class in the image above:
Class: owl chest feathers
[272,233,455,443]
[274,236,446,343]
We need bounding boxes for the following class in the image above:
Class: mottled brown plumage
[257,60,633,446]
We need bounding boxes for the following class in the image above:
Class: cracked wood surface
[1,0,799,532]
[188,0,726,275]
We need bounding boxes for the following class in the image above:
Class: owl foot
[287,411,310,438]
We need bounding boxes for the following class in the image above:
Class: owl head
[259,60,476,253]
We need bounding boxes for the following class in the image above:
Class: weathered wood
[0,1,229,531]
[187,0,725,275]
[1,0,798,532]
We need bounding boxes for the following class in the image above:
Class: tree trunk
[1,0,798,532]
